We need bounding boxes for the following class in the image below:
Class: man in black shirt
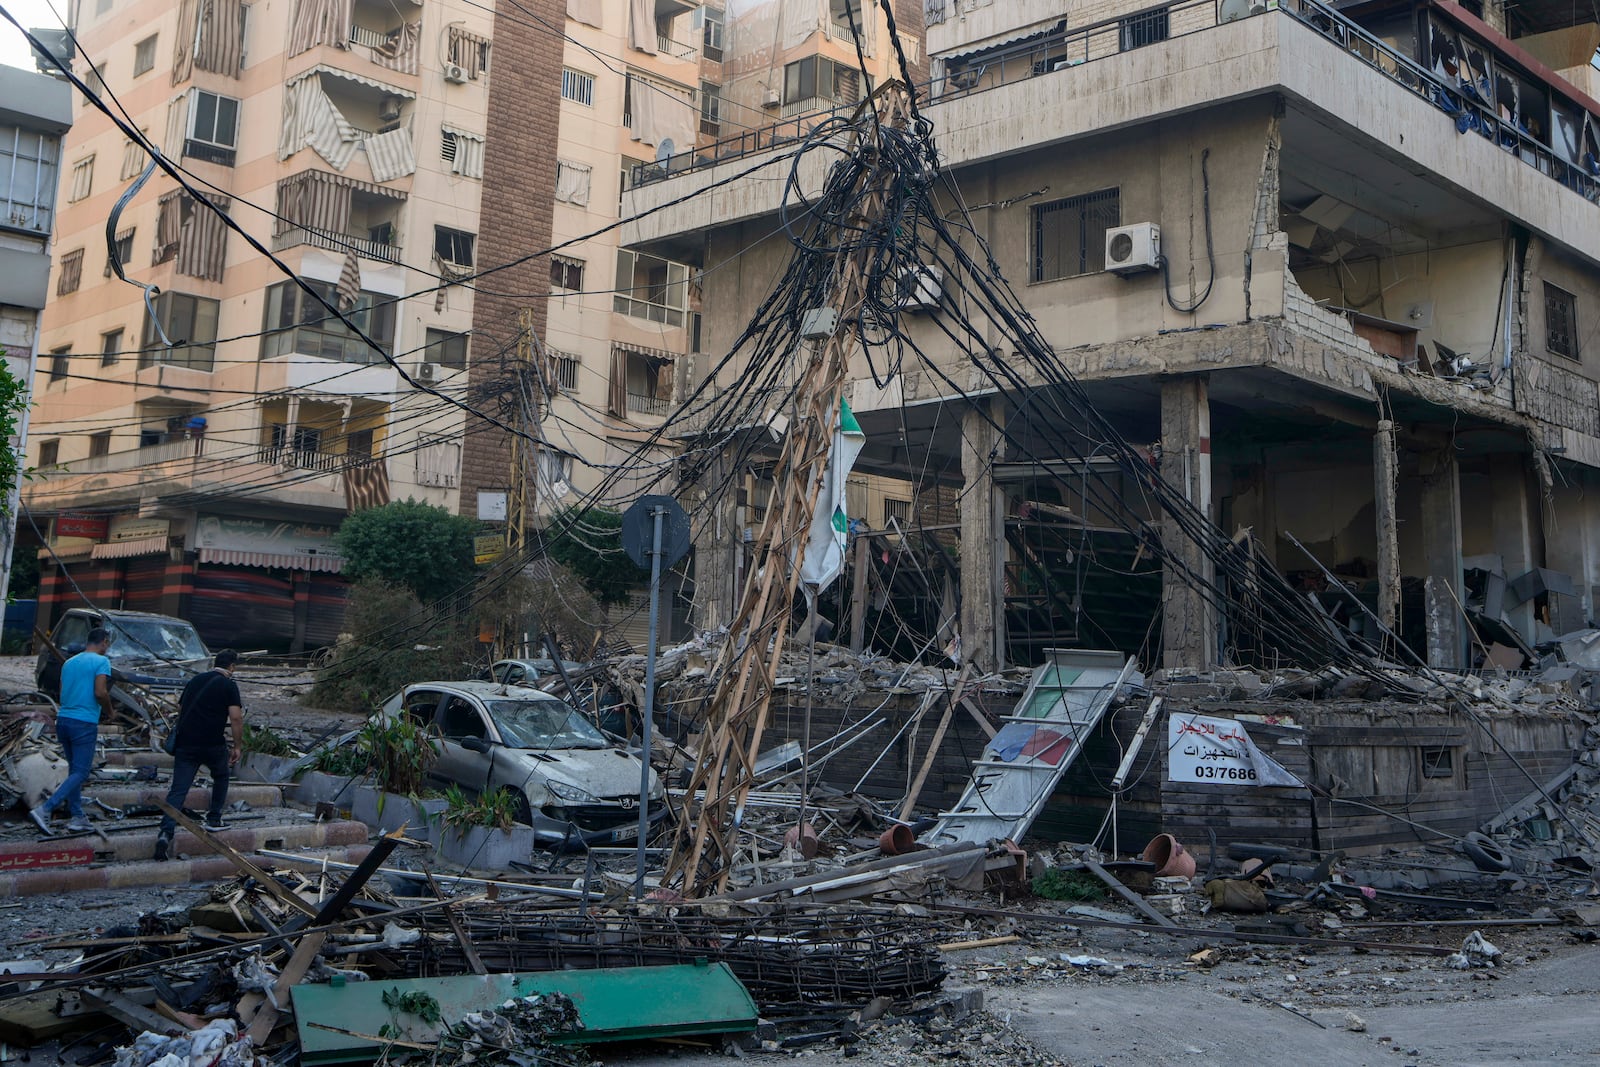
[154,649,244,861]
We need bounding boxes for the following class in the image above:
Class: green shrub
[1031,867,1106,902]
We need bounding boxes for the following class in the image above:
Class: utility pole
[663,84,914,896]
[497,307,551,660]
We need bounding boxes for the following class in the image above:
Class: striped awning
[40,544,93,562]
[943,19,1067,63]
[199,548,344,573]
[91,536,169,560]
[292,63,416,99]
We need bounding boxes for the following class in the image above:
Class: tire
[1461,831,1512,873]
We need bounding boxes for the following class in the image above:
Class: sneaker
[65,819,92,833]
[153,835,171,862]
[202,814,227,832]
[27,806,50,835]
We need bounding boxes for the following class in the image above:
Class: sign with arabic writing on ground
[1167,712,1305,788]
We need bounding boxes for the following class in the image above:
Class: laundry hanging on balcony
[280,75,360,170]
[173,0,245,85]
[567,0,601,28]
[627,0,658,54]
[627,76,695,151]
[364,126,415,182]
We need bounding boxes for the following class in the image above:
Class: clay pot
[879,824,916,855]
[784,821,819,859]
[1141,833,1197,878]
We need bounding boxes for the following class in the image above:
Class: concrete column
[1159,376,1216,670]
[1373,420,1400,631]
[1419,447,1465,669]
[959,399,1005,672]
[1488,453,1536,641]
[1546,472,1598,632]
[689,447,738,632]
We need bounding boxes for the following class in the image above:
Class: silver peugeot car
[380,680,667,850]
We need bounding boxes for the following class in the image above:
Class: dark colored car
[35,608,212,699]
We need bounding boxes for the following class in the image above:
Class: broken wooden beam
[1082,859,1177,928]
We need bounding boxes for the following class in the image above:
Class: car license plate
[610,822,638,841]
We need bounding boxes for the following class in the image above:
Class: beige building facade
[627,0,1600,672]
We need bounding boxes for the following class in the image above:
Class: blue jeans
[41,718,98,820]
[157,744,230,839]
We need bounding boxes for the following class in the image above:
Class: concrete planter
[285,771,368,812]
[349,785,448,842]
[435,824,535,871]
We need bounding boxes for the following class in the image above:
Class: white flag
[799,398,865,592]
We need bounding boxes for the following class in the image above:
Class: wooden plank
[156,801,317,918]
[244,930,327,1046]
[82,988,185,1037]
[1082,858,1176,927]
[425,869,485,976]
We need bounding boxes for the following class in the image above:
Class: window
[554,352,579,391]
[1032,189,1120,281]
[423,328,468,369]
[439,697,488,739]
[186,90,240,165]
[133,35,157,76]
[119,134,148,180]
[37,439,59,467]
[68,157,94,202]
[696,7,724,61]
[415,433,460,487]
[434,226,475,267]
[104,228,134,277]
[261,280,395,364]
[883,497,912,527]
[1420,746,1456,780]
[141,292,220,371]
[101,328,123,367]
[782,56,858,108]
[88,432,111,459]
[0,124,61,232]
[446,27,490,78]
[56,249,83,295]
[610,345,674,416]
[550,255,584,291]
[1120,7,1170,50]
[83,61,108,100]
[345,428,373,460]
[555,160,592,206]
[700,81,722,136]
[561,68,595,105]
[441,129,458,163]
[1545,283,1578,360]
[613,249,690,325]
[48,345,70,383]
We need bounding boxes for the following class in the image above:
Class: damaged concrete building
[627,0,1600,675]
[618,0,1600,856]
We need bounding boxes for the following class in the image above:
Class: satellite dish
[655,138,676,174]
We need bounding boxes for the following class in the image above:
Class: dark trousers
[156,744,230,839]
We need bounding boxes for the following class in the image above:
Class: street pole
[634,504,664,899]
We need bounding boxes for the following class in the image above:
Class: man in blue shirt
[30,627,113,834]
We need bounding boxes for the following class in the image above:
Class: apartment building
[0,65,73,631]
[24,0,493,650]
[626,0,1600,673]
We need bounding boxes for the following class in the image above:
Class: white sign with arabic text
[1168,712,1304,788]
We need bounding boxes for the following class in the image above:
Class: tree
[335,498,478,602]
[543,506,641,606]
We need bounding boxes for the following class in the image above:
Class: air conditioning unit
[415,361,439,383]
[1105,222,1161,276]
[443,63,468,84]
[378,95,403,121]
[898,264,944,313]
[761,86,780,109]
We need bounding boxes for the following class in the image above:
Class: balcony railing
[272,225,403,264]
[256,445,349,471]
[629,0,1600,208]
[61,438,193,476]
[349,24,390,49]
[656,34,699,61]
[626,391,670,415]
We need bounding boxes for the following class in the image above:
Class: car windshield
[486,699,608,750]
[107,619,208,664]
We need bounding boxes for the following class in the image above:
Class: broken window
[1420,745,1455,780]
[1544,283,1578,360]
[1032,189,1119,281]
[550,255,584,291]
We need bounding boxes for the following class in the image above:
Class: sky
[0,0,68,73]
